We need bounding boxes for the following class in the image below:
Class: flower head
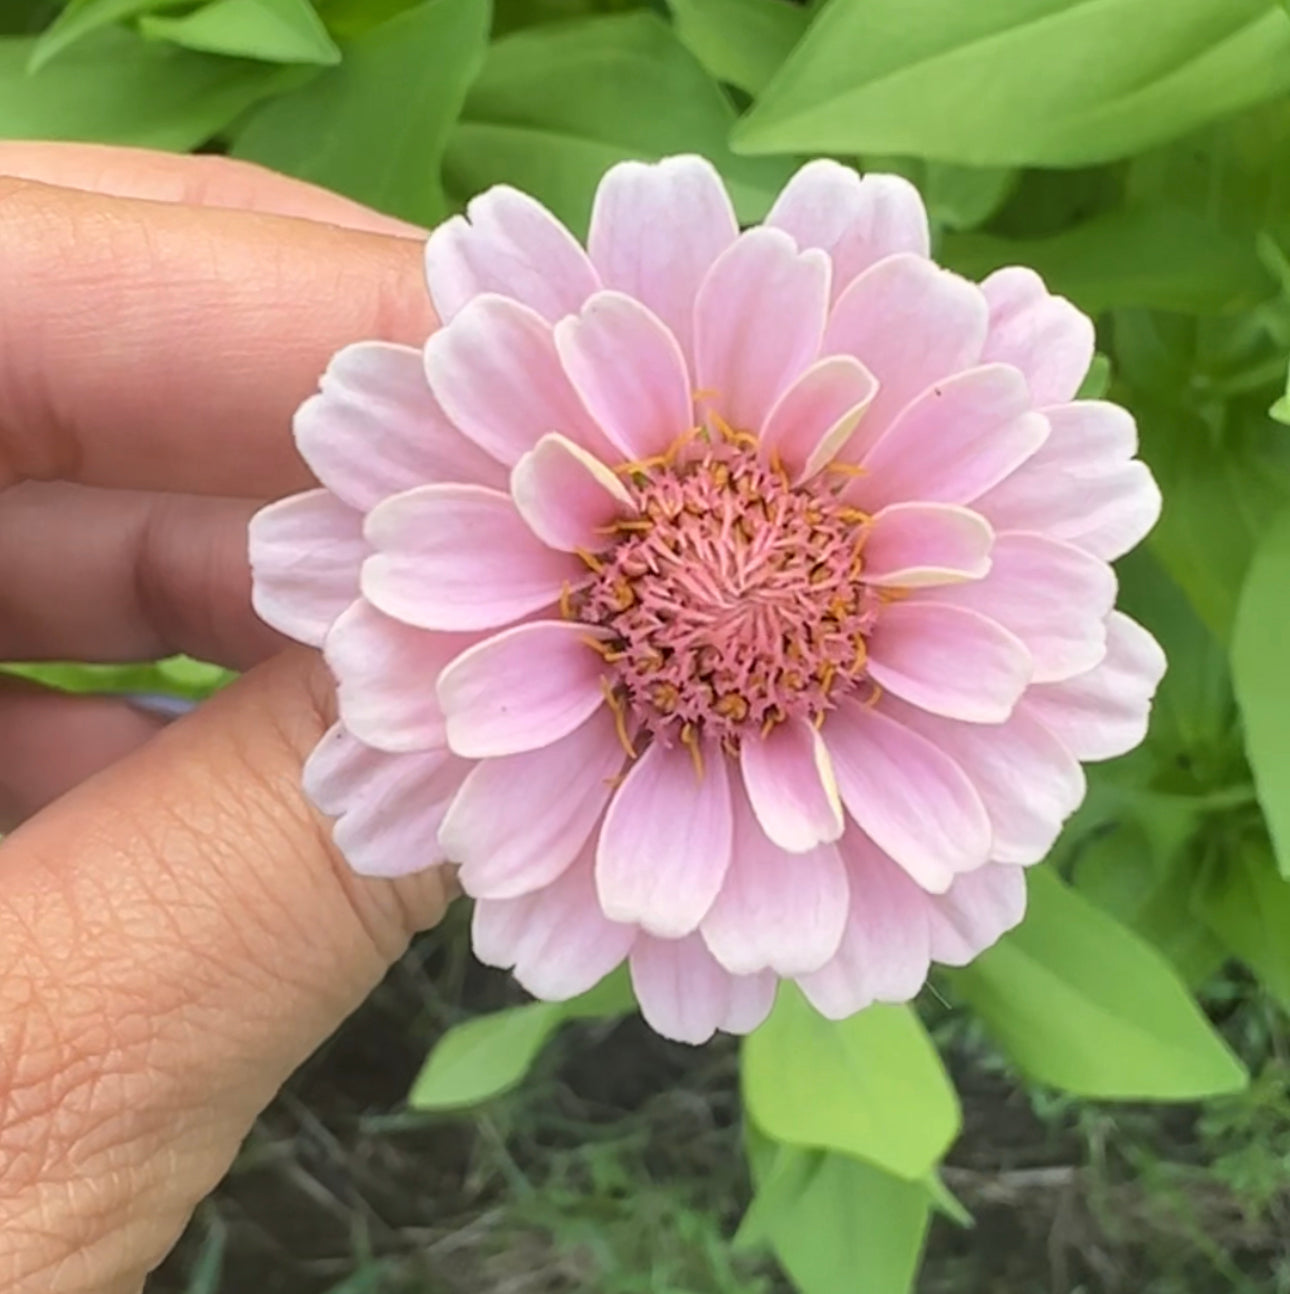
[250,156,1165,1044]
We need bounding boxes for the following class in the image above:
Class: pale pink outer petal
[324,600,479,753]
[295,341,507,509]
[766,160,930,302]
[758,355,878,484]
[424,294,615,467]
[629,933,736,1045]
[795,830,933,1019]
[926,863,1027,966]
[471,847,637,1000]
[739,716,843,852]
[917,531,1116,683]
[554,291,694,463]
[1021,611,1166,762]
[363,484,581,631]
[824,699,992,892]
[862,503,994,587]
[979,267,1094,407]
[866,602,1033,724]
[587,155,738,369]
[436,620,608,759]
[249,489,364,646]
[882,696,1086,867]
[849,365,1048,511]
[822,253,990,459]
[596,738,733,938]
[303,726,470,877]
[424,185,600,324]
[442,708,627,899]
[510,433,635,552]
[694,227,831,434]
[1035,401,1138,470]
[721,973,778,1034]
[701,780,849,976]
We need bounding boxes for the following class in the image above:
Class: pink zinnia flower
[250,156,1164,1044]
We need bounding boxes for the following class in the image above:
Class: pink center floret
[579,443,883,749]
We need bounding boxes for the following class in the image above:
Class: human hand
[0,144,455,1294]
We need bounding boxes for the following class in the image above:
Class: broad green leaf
[232,0,489,225]
[0,27,296,149]
[739,1143,930,1294]
[920,161,1016,232]
[953,870,1246,1100]
[1232,507,1290,875]
[943,208,1270,316]
[742,992,958,1179]
[313,0,425,39]
[667,0,807,95]
[0,2,57,37]
[734,0,1290,168]
[444,13,795,235]
[1199,838,1290,1009]
[27,0,190,70]
[2,657,233,701]
[141,0,341,65]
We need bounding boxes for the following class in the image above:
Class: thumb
[0,649,452,1294]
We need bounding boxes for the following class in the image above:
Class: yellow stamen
[600,679,638,759]
[559,582,574,620]
[837,506,872,525]
[824,461,868,479]
[596,517,654,534]
[575,547,606,573]
[681,722,704,780]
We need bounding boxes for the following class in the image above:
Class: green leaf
[920,160,1017,233]
[141,0,341,65]
[1272,363,1290,425]
[666,0,807,96]
[1200,837,1290,1011]
[740,1143,930,1294]
[444,13,795,235]
[1232,507,1290,876]
[27,0,190,71]
[733,0,1290,168]
[1,657,234,701]
[0,25,296,147]
[742,991,959,1179]
[953,870,1247,1100]
[232,0,489,225]
[943,208,1270,316]
[408,966,634,1111]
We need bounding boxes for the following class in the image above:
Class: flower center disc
[578,445,881,748]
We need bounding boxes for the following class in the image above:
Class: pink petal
[303,726,470,878]
[1021,611,1166,762]
[554,291,694,463]
[596,738,733,938]
[471,847,636,1000]
[437,620,608,759]
[759,355,878,484]
[629,933,735,1045]
[295,342,506,509]
[424,185,599,324]
[249,489,364,646]
[980,267,1094,407]
[866,601,1033,723]
[917,531,1116,682]
[442,709,626,899]
[424,294,615,467]
[862,502,993,587]
[850,365,1048,511]
[1035,401,1138,470]
[824,699,991,892]
[363,484,580,631]
[721,973,778,1034]
[766,160,930,302]
[511,433,635,552]
[325,600,477,753]
[883,697,1085,867]
[926,864,1027,966]
[701,780,849,976]
[822,253,989,459]
[976,457,1161,562]
[694,227,830,434]
[588,155,738,369]
[796,831,932,1018]
[739,717,843,853]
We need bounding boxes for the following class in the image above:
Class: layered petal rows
[251,156,1165,1044]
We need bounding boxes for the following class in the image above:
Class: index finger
[0,177,434,497]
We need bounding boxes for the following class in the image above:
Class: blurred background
[4,0,1290,1290]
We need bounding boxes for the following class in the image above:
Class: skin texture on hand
[0,146,453,1294]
